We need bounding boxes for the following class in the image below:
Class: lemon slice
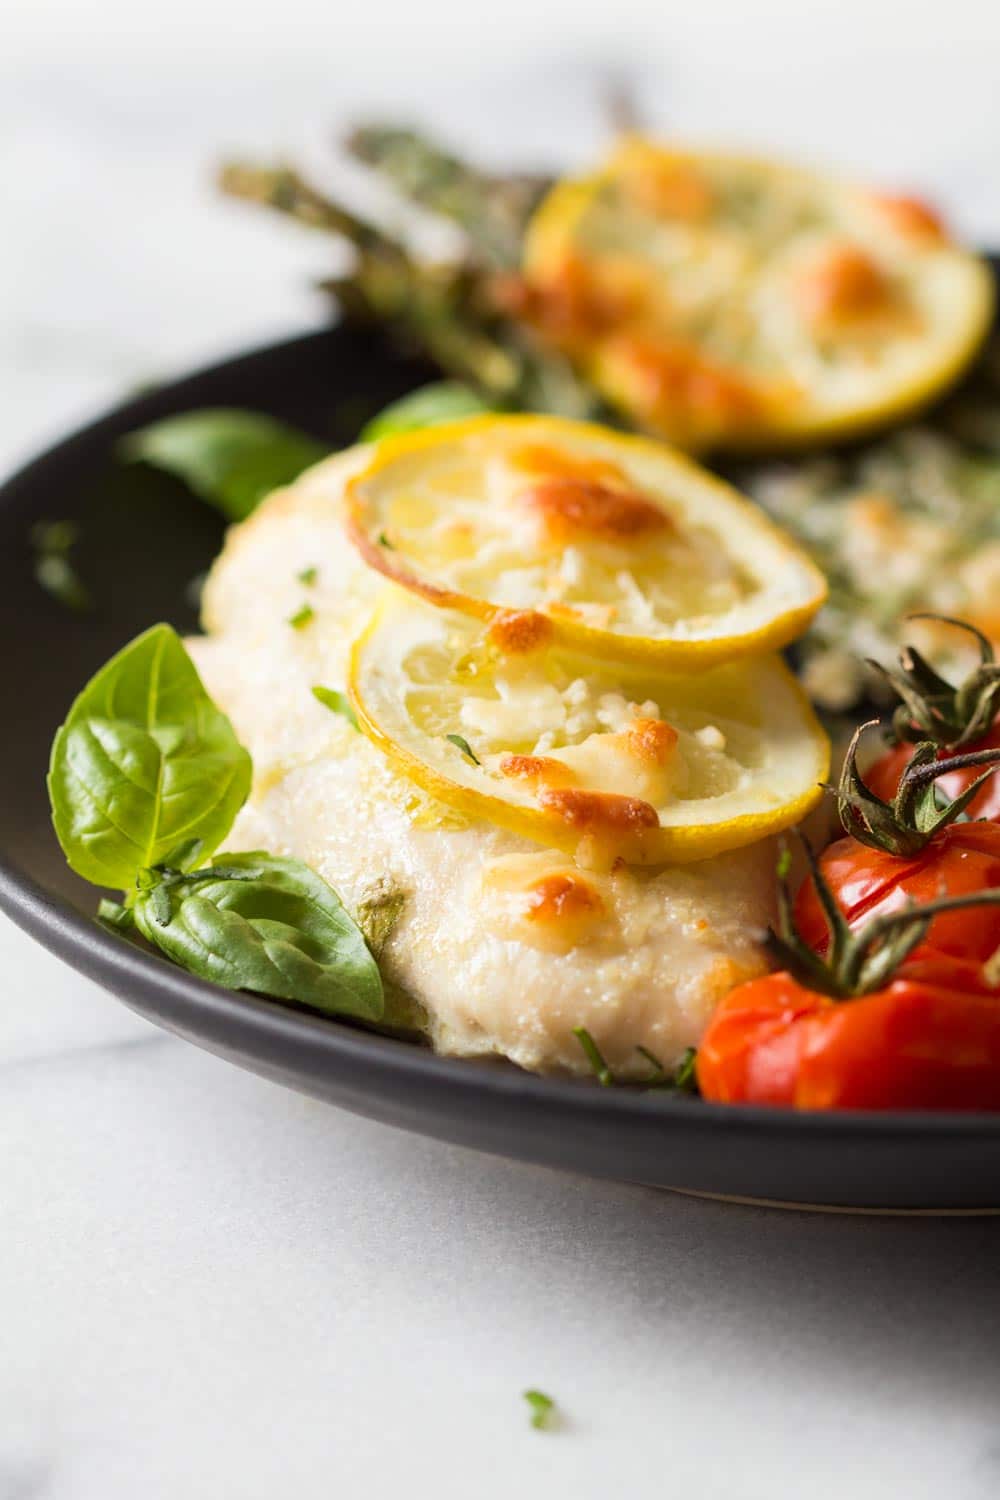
[349,591,829,867]
[521,137,995,452]
[345,413,826,669]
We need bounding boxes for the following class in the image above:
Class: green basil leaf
[132,852,383,1020]
[119,409,327,522]
[48,624,252,889]
[360,383,494,442]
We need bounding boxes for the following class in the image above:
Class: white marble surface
[5,7,1000,1495]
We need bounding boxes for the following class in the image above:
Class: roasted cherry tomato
[866,616,1000,821]
[697,965,1000,1110]
[866,725,1000,825]
[794,820,1000,963]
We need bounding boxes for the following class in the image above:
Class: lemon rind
[348,591,831,866]
[523,144,996,454]
[345,413,828,670]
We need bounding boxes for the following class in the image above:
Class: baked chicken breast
[187,450,778,1078]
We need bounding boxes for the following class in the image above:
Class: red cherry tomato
[697,965,1000,1110]
[867,724,1000,824]
[794,821,1000,963]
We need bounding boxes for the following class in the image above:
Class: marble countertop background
[4,4,1000,1495]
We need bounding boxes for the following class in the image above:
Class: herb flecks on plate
[522,1390,558,1431]
[31,520,93,614]
[48,623,383,1022]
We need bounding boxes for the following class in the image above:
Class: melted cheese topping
[350,591,829,868]
[517,475,671,547]
[346,414,827,663]
[870,192,947,244]
[791,244,898,330]
[498,718,680,806]
[480,851,610,953]
[355,427,752,629]
[521,139,993,449]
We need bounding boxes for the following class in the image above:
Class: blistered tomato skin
[697,969,1000,1111]
[793,821,1000,963]
[866,726,1000,826]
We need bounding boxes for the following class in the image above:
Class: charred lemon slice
[345,414,826,669]
[349,591,829,868]
[520,137,994,452]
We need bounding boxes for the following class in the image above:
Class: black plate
[4,323,1000,1212]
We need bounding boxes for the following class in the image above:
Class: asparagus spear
[219,161,388,249]
[344,125,551,270]
[218,159,606,421]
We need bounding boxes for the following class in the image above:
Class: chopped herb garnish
[312,685,359,730]
[30,520,92,613]
[638,1043,699,1094]
[31,520,78,554]
[288,603,315,630]
[673,1046,699,1094]
[34,555,93,613]
[572,1026,614,1086]
[297,566,318,586]
[575,1029,698,1093]
[523,1390,556,1431]
[636,1044,669,1084]
[377,531,395,549]
[445,733,480,765]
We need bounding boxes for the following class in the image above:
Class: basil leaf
[119,409,327,522]
[360,383,494,442]
[132,852,383,1020]
[48,624,252,889]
